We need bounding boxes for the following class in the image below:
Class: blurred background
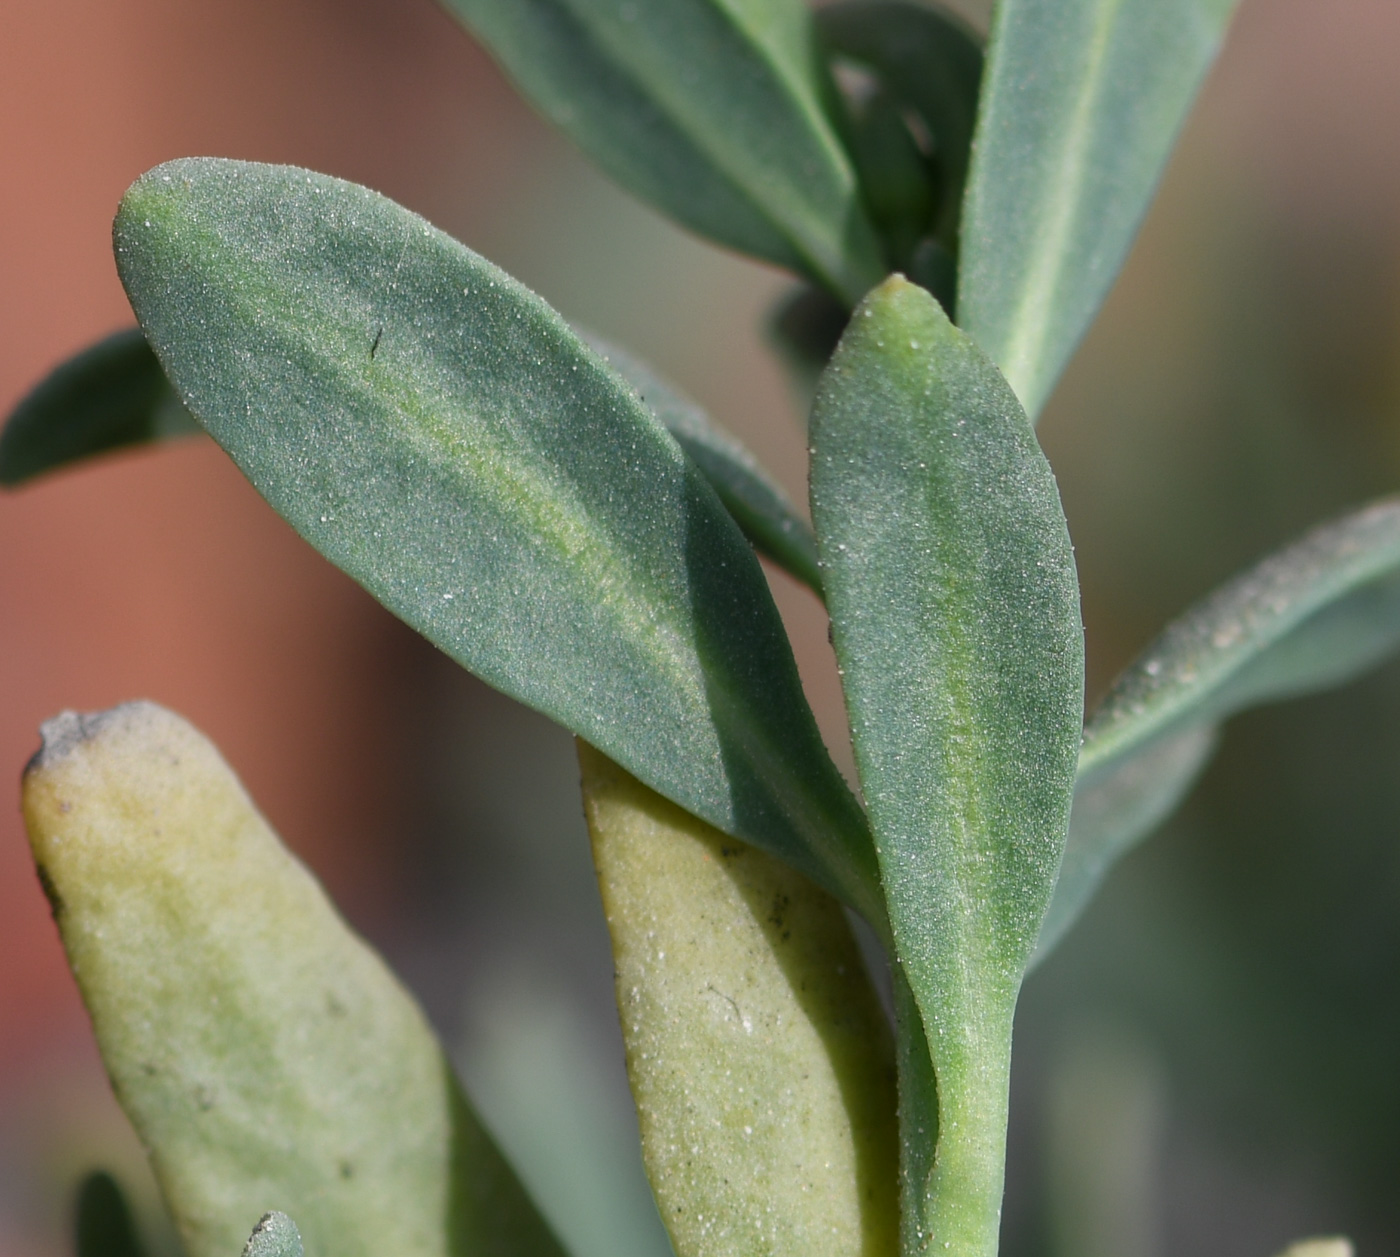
[3,1,1400,1255]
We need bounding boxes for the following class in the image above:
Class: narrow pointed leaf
[959,0,1239,419]
[24,702,567,1257]
[75,1172,148,1257]
[0,329,198,486]
[441,0,884,302]
[811,278,1083,1256]
[587,337,822,594]
[243,1215,303,1257]
[1034,496,1400,961]
[114,159,877,921]
[818,0,983,254]
[579,744,898,1257]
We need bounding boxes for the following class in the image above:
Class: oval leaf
[579,744,898,1257]
[1035,496,1400,962]
[586,336,822,594]
[0,329,198,486]
[958,0,1239,419]
[23,702,567,1257]
[811,278,1083,1256]
[441,0,884,302]
[114,158,878,921]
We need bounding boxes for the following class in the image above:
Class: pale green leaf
[243,1215,303,1257]
[0,329,198,486]
[1272,1241,1353,1257]
[114,159,877,922]
[586,336,821,593]
[959,0,1239,419]
[810,278,1083,1256]
[441,0,884,302]
[579,744,898,1257]
[24,702,566,1257]
[1036,496,1400,962]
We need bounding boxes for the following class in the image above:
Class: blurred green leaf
[75,1172,147,1257]
[1272,1241,1353,1257]
[441,0,884,302]
[0,329,198,486]
[1034,496,1400,962]
[587,336,822,594]
[810,278,1082,1256]
[114,159,878,922]
[579,744,898,1257]
[24,702,568,1257]
[959,0,1238,419]
[243,1215,303,1257]
[818,0,982,261]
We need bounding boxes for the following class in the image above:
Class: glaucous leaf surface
[586,336,822,594]
[810,278,1082,1256]
[23,702,566,1257]
[0,329,197,485]
[579,745,898,1257]
[114,159,878,922]
[441,0,884,303]
[1037,496,1400,961]
[75,1172,148,1257]
[818,0,983,258]
[959,0,1238,419]
[243,1216,304,1257]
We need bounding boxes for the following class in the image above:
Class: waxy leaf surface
[1039,496,1400,960]
[23,702,565,1257]
[588,337,821,594]
[580,745,898,1257]
[114,160,876,920]
[244,1215,304,1257]
[442,0,883,302]
[0,328,197,485]
[959,0,1238,418]
[811,279,1083,1256]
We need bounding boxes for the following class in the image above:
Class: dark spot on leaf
[339,1160,354,1180]
[370,326,383,359]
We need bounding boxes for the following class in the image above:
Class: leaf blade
[24,702,566,1257]
[959,0,1238,418]
[114,158,877,921]
[811,278,1083,1255]
[0,329,198,486]
[442,0,884,301]
[580,744,898,1257]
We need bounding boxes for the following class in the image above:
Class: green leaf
[24,702,567,1257]
[0,329,198,486]
[586,336,822,594]
[114,159,878,923]
[440,0,884,303]
[579,744,898,1257]
[959,0,1239,419]
[818,0,983,259]
[75,1172,147,1257]
[243,1215,303,1257]
[810,278,1083,1257]
[1035,496,1400,962]
[1272,1241,1353,1257]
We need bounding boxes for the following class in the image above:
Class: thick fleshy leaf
[75,1172,148,1257]
[243,1215,303,1257]
[959,0,1239,419]
[579,744,898,1257]
[818,0,983,259]
[24,702,567,1257]
[0,329,197,486]
[587,337,821,594]
[441,0,884,302]
[114,158,878,922]
[1035,496,1400,962]
[811,278,1082,1256]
